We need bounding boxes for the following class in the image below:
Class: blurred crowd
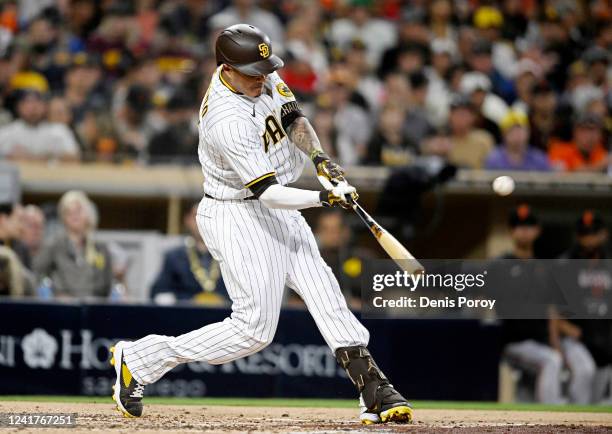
[0,0,609,170]
[0,193,229,303]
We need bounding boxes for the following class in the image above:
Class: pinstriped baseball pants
[123,197,369,384]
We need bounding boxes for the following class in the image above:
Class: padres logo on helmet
[258,43,270,59]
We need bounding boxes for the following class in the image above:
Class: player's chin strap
[335,346,388,412]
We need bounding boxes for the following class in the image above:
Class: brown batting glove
[311,150,346,185]
[319,184,359,209]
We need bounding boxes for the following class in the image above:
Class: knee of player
[545,351,563,370]
[573,359,596,380]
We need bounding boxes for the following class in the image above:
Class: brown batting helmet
[215,24,283,76]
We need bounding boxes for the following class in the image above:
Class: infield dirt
[1,401,611,433]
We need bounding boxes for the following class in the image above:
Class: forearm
[286,116,324,160]
[558,319,581,339]
[259,184,322,210]
[548,318,561,351]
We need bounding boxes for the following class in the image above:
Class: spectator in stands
[427,0,456,43]
[13,11,65,92]
[391,43,428,78]
[310,104,337,159]
[0,202,31,269]
[344,40,383,114]
[485,110,551,171]
[280,49,318,102]
[549,113,610,172]
[436,95,494,169]
[0,80,80,161]
[460,72,507,143]
[378,12,429,78]
[48,96,73,125]
[467,39,515,104]
[500,0,528,41]
[64,53,115,161]
[209,0,284,51]
[364,104,414,166]
[327,0,396,68]
[528,82,559,152]
[582,46,609,89]
[323,67,372,166]
[76,106,119,162]
[150,202,227,306]
[404,70,432,150]
[86,3,138,76]
[511,59,542,114]
[148,88,198,164]
[114,84,154,160]
[472,5,518,90]
[63,53,107,124]
[381,70,411,112]
[425,38,455,128]
[0,246,27,297]
[19,204,46,259]
[33,190,112,298]
[284,13,328,91]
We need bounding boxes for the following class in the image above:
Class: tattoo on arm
[287,117,323,157]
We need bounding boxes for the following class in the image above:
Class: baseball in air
[492,176,515,196]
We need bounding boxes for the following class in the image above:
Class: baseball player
[110,24,412,425]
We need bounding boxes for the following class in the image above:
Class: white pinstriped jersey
[122,70,370,387]
[197,66,307,200]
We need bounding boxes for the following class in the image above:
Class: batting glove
[311,150,346,185]
[320,184,359,209]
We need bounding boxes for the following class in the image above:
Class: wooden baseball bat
[318,176,425,275]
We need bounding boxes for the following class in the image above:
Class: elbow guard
[248,175,278,198]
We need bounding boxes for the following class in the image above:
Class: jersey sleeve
[267,72,304,130]
[208,120,277,189]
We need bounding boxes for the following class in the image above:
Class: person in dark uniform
[559,211,612,403]
[497,205,563,403]
[150,202,227,305]
[500,204,541,260]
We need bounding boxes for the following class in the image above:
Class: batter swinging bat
[318,176,425,275]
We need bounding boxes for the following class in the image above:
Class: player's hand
[311,150,345,185]
[320,184,358,209]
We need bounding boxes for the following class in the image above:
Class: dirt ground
[0,401,611,433]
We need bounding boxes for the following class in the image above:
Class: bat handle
[322,176,356,200]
